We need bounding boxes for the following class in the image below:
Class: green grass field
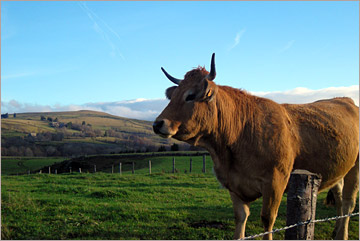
[1,154,211,175]
[99,155,214,175]
[1,157,66,175]
[1,156,359,240]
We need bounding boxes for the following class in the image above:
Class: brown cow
[153,53,359,240]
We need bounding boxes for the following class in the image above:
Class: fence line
[241,212,359,240]
[29,155,210,175]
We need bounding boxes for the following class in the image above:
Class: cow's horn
[161,67,182,85]
[206,53,216,81]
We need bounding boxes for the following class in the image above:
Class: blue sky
[1,1,359,120]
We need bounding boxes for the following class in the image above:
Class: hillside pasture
[1,118,55,137]
[3,110,154,135]
[1,110,187,157]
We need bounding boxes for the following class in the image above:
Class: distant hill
[1,110,195,157]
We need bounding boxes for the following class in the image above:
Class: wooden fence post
[202,155,206,173]
[79,168,82,174]
[94,165,96,173]
[285,169,322,240]
[172,157,175,173]
[149,160,152,174]
[132,162,135,174]
[119,162,122,175]
[69,167,72,173]
[48,166,51,174]
[28,170,30,175]
[39,170,42,174]
[55,169,57,175]
[189,158,192,173]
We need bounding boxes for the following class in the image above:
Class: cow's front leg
[260,170,289,240]
[230,191,250,239]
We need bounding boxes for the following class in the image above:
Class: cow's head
[153,53,218,144]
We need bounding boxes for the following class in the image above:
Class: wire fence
[241,212,359,240]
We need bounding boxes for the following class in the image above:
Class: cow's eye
[185,94,196,102]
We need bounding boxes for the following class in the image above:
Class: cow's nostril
[153,120,164,134]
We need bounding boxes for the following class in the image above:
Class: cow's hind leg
[326,179,344,238]
[335,157,359,240]
[230,191,250,239]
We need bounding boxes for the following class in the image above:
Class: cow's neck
[215,86,254,145]
[197,86,255,166]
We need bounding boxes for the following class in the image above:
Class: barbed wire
[241,212,359,240]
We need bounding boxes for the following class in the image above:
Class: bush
[158,146,167,152]
[170,143,179,151]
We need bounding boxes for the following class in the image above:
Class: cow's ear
[165,86,177,99]
[199,79,218,102]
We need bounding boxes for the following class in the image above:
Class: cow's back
[284,97,359,191]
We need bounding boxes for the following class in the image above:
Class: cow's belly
[213,165,262,203]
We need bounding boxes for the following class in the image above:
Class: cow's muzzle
[153,120,164,134]
[153,119,176,138]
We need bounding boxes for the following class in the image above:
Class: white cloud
[1,72,36,80]
[251,85,359,106]
[228,29,246,51]
[2,85,358,121]
[279,40,295,53]
[1,99,169,121]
